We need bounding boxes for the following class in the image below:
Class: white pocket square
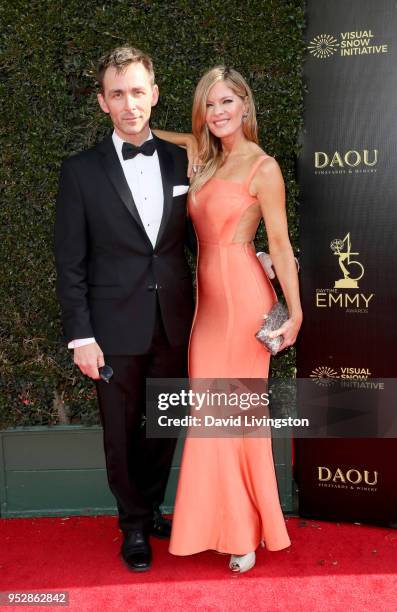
[173,184,189,197]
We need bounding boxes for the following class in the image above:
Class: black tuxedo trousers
[55,135,195,531]
[95,298,188,532]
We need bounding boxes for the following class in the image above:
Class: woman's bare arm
[252,157,302,351]
[152,129,199,177]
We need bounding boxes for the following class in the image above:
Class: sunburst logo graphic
[310,366,339,386]
[308,34,340,59]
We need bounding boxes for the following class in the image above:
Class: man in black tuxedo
[55,46,194,571]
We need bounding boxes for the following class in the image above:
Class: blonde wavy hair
[190,66,258,195]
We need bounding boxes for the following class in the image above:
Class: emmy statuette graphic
[330,233,365,289]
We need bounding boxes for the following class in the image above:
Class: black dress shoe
[150,510,172,539]
[121,529,152,572]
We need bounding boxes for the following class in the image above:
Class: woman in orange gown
[165,66,302,572]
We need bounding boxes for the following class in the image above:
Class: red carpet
[0,516,396,611]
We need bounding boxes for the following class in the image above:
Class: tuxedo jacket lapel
[97,135,152,246]
[154,135,174,249]
[97,134,179,250]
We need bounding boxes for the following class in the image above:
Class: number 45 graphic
[330,233,365,289]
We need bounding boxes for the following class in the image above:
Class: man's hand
[257,252,276,280]
[74,342,105,380]
[257,252,300,280]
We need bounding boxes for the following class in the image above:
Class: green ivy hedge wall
[0,0,306,427]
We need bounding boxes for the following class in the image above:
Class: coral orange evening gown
[169,156,291,555]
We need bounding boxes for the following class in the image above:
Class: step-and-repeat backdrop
[296,0,397,525]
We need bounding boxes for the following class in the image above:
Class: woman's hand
[185,134,200,178]
[268,315,302,352]
[152,129,200,178]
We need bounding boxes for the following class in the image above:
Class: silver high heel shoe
[229,551,256,573]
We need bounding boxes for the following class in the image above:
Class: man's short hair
[96,46,155,91]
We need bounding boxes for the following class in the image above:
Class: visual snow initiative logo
[308,34,340,58]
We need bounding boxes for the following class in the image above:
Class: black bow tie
[122,139,156,160]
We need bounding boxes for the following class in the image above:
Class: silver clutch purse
[255,302,288,356]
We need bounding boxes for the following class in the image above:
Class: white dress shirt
[112,130,164,247]
[68,130,164,349]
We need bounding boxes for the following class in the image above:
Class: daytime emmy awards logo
[315,233,374,313]
[308,30,388,59]
[330,233,364,289]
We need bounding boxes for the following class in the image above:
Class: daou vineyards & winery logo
[314,148,378,176]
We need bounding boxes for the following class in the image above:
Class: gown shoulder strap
[244,155,270,188]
